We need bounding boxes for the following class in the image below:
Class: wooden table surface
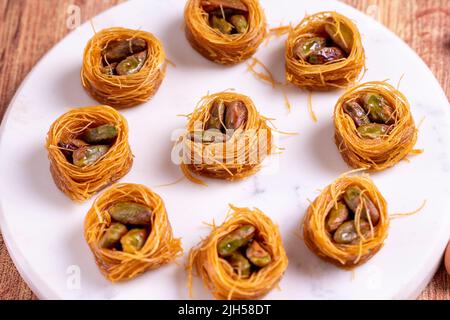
[0,0,449,300]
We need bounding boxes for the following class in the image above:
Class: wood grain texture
[0,0,448,300]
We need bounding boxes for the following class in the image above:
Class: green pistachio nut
[361,196,380,225]
[362,94,395,124]
[116,51,147,75]
[344,186,380,225]
[201,0,248,13]
[99,223,128,249]
[217,224,256,257]
[352,220,372,244]
[333,220,358,244]
[324,18,354,54]
[228,252,251,278]
[83,124,118,144]
[224,100,248,131]
[294,37,327,61]
[109,202,152,225]
[72,145,109,167]
[326,202,350,232]
[343,100,370,127]
[103,38,147,63]
[120,228,148,253]
[357,123,390,139]
[333,220,372,244]
[308,46,345,64]
[230,15,248,33]
[245,240,272,267]
[211,15,234,34]
[206,99,226,131]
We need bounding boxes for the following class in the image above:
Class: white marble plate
[0,0,449,300]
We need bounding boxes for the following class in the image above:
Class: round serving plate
[0,0,449,300]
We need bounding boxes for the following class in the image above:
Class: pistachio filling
[326,186,380,245]
[58,124,118,167]
[343,93,396,139]
[294,17,353,64]
[217,225,272,278]
[190,98,248,143]
[99,202,152,253]
[101,37,148,75]
[201,0,249,35]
